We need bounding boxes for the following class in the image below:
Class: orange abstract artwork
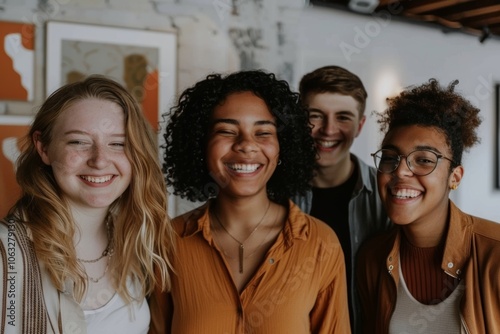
[60,40,160,131]
[0,120,30,218]
[0,21,35,101]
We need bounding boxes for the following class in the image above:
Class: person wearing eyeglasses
[356,79,500,333]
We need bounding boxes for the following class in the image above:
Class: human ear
[448,165,464,190]
[355,115,366,138]
[33,131,51,165]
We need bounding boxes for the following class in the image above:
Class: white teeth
[227,164,259,173]
[317,140,338,148]
[81,175,112,183]
[393,188,420,199]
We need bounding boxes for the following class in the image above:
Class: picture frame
[45,21,177,134]
[496,84,500,189]
[0,20,35,101]
[0,115,32,217]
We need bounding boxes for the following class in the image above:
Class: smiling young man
[293,65,390,333]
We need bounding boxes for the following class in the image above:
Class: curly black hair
[376,78,482,167]
[162,70,316,204]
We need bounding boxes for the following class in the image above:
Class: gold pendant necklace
[212,201,271,274]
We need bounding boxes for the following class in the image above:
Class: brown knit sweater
[400,235,459,305]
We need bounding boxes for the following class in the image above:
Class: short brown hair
[299,65,368,115]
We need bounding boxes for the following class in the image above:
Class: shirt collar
[180,200,310,247]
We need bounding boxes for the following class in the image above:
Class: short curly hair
[377,79,482,166]
[163,70,316,204]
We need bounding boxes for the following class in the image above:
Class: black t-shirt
[309,163,358,295]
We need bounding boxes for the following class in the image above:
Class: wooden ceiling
[310,0,500,43]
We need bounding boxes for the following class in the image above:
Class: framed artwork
[0,21,35,101]
[46,21,177,133]
[0,115,32,217]
[496,84,500,189]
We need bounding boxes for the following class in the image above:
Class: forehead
[212,91,273,120]
[305,92,360,115]
[383,125,450,153]
[55,98,125,133]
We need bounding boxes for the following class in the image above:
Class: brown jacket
[356,201,500,334]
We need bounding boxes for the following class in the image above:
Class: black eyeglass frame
[371,148,457,176]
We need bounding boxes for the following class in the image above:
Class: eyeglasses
[371,149,456,176]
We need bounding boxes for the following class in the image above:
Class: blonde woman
[0,75,174,333]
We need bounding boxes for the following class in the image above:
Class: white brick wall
[0,0,300,116]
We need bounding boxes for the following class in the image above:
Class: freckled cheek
[51,151,88,174]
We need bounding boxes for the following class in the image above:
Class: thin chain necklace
[77,216,114,283]
[87,254,112,283]
[212,201,271,274]
[214,204,280,263]
[77,218,113,263]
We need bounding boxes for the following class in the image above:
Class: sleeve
[148,284,173,334]
[309,233,351,334]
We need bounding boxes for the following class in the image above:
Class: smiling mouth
[226,163,260,173]
[317,140,340,148]
[80,175,113,184]
[391,188,421,199]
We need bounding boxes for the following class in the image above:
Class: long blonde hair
[12,75,174,302]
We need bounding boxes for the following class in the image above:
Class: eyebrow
[308,108,356,116]
[382,144,444,154]
[63,130,125,137]
[212,118,277,126]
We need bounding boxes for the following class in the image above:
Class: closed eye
[215,129,237,136]
[309,113,323,120]
[337,115,353,121]
[68,140,89,145]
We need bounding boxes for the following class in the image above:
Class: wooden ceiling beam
[313,0,500,40]
[464,14,500,28]
[448,6,500,20]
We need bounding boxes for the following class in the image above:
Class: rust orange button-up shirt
[149,200,351,334]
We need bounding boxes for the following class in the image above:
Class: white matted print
[46,21,177,133]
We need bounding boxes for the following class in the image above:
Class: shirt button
[269,258,275,264]
[388,265,394,271]
[456,269,461,275]
[447,262,454,269]
[388,256,393,262]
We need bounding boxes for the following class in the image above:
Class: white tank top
[389,264,464,334]
[83,280,149,334]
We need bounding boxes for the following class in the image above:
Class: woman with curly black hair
[149,70,351,333]
[357,79,500,333]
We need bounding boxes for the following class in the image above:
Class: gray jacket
[292,154,390,334]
